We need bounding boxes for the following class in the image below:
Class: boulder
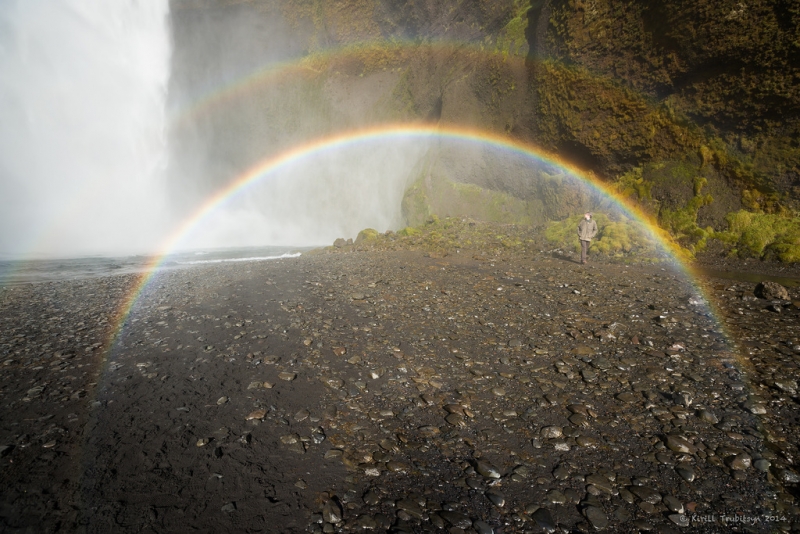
[754,281,789,301]
[355,228,379,244]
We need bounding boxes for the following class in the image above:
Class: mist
[166,4,439,253]
[178,138,433,251]
[0,0,171,259]
[0,1,599,261]
[0,1,436,259]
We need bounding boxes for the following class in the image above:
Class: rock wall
[168,0,800,255]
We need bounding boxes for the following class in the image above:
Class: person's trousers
[580,239,590,263]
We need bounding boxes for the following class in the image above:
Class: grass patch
[714,210,800,262]
[545,213,660,258]
[657,177,714,253]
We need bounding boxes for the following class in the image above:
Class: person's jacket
[578,218,598,241]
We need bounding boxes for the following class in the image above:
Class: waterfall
[0,0,171,258]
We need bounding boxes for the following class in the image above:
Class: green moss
[495,0,530,57]
[212,1,799,251]
[533,60,701,174]
[355,228,380,243]
[444,182,535,224]
[613,167,659,216]
[400,176,431,227]
[397,226,419,237]
[591,221,633,254]
[713,210,800,262]
[402,166,553,227]
[547,0,800,133]
[657,177,713,253]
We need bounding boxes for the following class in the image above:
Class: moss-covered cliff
[169,0,800,259]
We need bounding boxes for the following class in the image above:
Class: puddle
[694,267,800,288]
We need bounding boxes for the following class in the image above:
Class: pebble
[774,468,800,484]
[278,372,296,381]
[439,511,472,528]
[396,499,424,519]
[245,408,267,420]
[740,399,767,414]
[485,490,505,507]
[540,426,563,438]
[247,381,268,390]
[675,463,696,482]
[697,409,719,423]
[727,453,752,470]
[663,495,684,513]
[324,449,343,460]
[754,459,771,472]
[322,498,343,524]
[531,508,557,533]
[630,486,662,504]
[583,505,608,529]
[221,502,236,513]
[665,435,694,454]
[553,440,571,451]
[280,434,300,444]
[616,391,639,403]
[585,474,613,494]
[4,233,797,534]
[475,459,501,479]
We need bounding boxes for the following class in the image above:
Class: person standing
[577,212,598,264]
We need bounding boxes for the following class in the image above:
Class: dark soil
[1,247,798,533]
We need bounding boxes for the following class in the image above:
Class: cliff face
[168,0,800,257]
[546,0,800,132]
[535,0,800,198]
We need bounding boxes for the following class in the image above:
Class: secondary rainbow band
[170,38,531,132]
[105,122,699,354]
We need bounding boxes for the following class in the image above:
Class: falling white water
[0,0,171,259]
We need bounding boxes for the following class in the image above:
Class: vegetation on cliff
[171,0,800,260]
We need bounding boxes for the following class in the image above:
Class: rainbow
[17,39,645,267]
[169,38,531,132]
[105,122,716,357]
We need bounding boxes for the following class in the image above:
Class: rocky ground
[1,226,800,533]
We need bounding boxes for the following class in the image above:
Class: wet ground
[1,239,799,533]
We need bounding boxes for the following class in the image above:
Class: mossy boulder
[397,226,420,237]
[355,228,380,244]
